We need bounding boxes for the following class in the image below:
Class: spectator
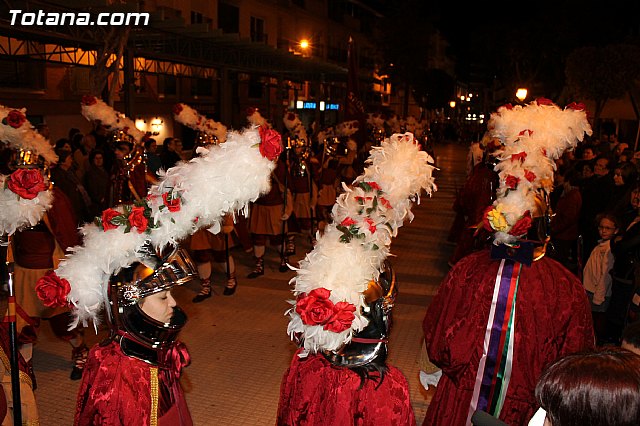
[533,347,640,426]
[582,213,619,344]
[580,154,615,260]
[621,320,640,355]
[50,149,91,224]
[144,137,162,180]
[160,137,182,170]
[83,149,110,217]
[550,168,582,273]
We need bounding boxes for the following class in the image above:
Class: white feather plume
[287,132,437,356]
[173,103,227,143]
[484,100,592,243]
[56,127,274,328]
[80,97,145,143]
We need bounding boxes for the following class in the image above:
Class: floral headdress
[0,105,57,236]
[41,127,279,328]
[173,103,227,143]
[81,95,145,144]
[482,99,592,245]
[286,133,437,355]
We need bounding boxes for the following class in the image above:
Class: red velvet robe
[277,349,416,426]
[423,249,595,426]
[74,340,192,426]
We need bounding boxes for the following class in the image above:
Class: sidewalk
[28,141,469,425]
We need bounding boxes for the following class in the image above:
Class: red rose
[536,97,554,106]
[101,208,121,231]
[482,205,495,232]
[524,170,537,182]
[365,218,376,233]
[36,270,71,308]
[5,110,26,128]
[508,210,532,236]
[7,169,46,200]
[172,103,183,115]
[81,95,97,106]
[566,102,586,111]
[258,126,283,161]
[340,217,357,227]
[324,302,356,333]
[511,152,527,162]
[162,192,181,212]
[501,103,514,110]
[128,206,148,233]
[287,112,296,121]
[505,175,520,190]
[367,181,381,191]
[380,197,392,209]
[518,129,533,137]
[296,288,335,326]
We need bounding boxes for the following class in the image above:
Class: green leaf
[372,244,379,250]
[359,182,372,192]
[366,207,375,214]
[124,224,132,233]
[111,215,128,226]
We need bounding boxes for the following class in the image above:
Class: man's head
[593,156,611,177]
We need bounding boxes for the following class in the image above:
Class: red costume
[423,249,595,425]
[74,340,192,426]
[277,349,416,426]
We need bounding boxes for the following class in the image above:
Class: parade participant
[0,104,59,425]
[172,103,239,299]
[246,107,292,276]
[278,132,436,425]
[37,124,278,425]
[73,246,196,425]
[79,95,147,206]
[422,99,596,426]
[315,127,341,236]
[283,111,319,253]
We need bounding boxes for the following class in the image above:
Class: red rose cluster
[295,288,356,333]
[7,169,46,199]
[35,270,71,308]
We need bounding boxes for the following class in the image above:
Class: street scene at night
[2,1,640,425]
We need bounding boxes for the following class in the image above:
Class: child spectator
[583,213,619,344]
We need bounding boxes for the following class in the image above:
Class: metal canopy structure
[0,0,348,82]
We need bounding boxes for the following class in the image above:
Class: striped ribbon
[466,258,522,424]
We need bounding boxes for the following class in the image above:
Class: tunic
[423,249,594,426]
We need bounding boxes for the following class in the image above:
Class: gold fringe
[149,367,159,426]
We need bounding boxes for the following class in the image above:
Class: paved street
[31,141,468,425]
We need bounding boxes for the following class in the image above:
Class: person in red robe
[422,100,596,426]
[73,248,195,426]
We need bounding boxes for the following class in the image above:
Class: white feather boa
[56,127,274,328]
[287,132,437,356]
[485,99,592,244]
[0,105,57,235]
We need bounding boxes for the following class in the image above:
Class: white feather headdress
[80,95,145,143]
[283,111,309,143]
[483,99,592,245]
[173,103,227,143]
[54,127,276,328]
[0,105,57,236]
[286,133,437,356]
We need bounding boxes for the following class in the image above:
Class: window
[250,16,266,43]
[158,74,177,96]
[218,3,239,33]
[0,58,45,90]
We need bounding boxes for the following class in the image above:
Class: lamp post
[516,88,528,103]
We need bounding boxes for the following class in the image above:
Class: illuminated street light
[449,101,456,108]
[516,88,528,102]
[299,39,310,50]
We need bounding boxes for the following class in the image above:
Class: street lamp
[449,101,456,108]
[516,88,528,102]
[299,39,310,50]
